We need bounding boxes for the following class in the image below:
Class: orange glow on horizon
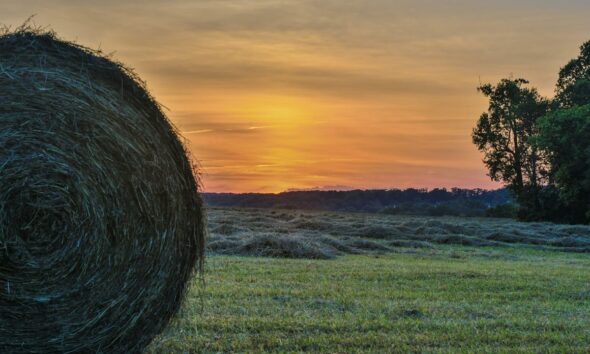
[5,1,589,192]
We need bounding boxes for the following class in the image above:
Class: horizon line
[202,186,506,194]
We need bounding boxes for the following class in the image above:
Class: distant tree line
[473,39,590,224]
[203,188,511,217]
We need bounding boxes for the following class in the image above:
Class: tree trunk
[512,129,524,195]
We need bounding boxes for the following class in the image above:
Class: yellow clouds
[4,1,590,191]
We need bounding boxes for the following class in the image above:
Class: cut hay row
[0,27,205,353]
[207,207,590,259]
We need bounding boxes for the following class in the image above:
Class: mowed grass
[149,246,590,353]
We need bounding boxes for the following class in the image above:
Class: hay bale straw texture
[0,28,205,353]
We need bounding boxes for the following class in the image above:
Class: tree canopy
[473,39,590,223]
[556,40,590,108]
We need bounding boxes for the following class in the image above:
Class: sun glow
[236,95,315,129]
[239,96,319,191]
[14,1,588,192]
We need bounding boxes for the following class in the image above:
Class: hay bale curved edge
[0,27,205,353]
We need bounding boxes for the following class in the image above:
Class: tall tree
[472,78,549,217]
[536,40,590,223]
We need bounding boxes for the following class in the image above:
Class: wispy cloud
[182,129,213,134]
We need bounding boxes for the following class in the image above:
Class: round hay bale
[0,28,205,353]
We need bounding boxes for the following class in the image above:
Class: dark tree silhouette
[472,78,549,216]
[534,40,590,223]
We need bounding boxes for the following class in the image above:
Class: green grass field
[149,209,590,353]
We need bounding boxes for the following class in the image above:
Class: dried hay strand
[0,27,205,353]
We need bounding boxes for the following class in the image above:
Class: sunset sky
[5,1,590,192]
